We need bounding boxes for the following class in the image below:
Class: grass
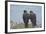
[10,24,32,29]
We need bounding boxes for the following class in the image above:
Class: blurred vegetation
[10,23,32,29]
[10,20,41,29]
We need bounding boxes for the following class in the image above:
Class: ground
[10,23,32,29]
[10,22,41,29]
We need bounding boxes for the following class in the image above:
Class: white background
[0,0,46,34]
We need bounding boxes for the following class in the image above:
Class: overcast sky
[10,4,42,24]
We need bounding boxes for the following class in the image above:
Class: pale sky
[10,4,42,24]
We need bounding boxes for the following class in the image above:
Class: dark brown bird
[23,10,29,28]
[29,11,36,27]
